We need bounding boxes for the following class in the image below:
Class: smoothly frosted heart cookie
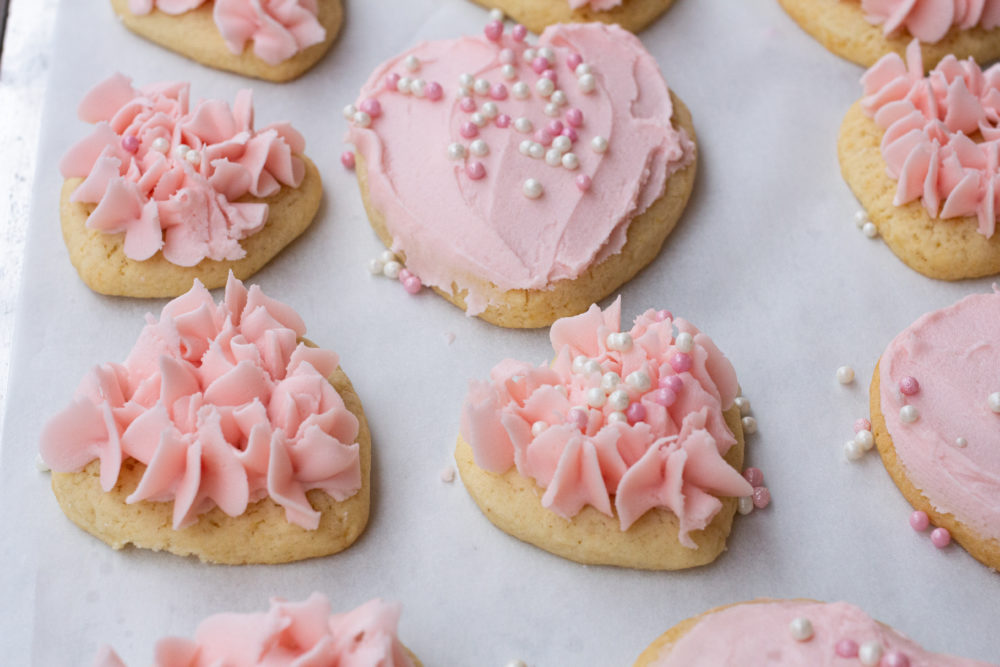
[40,274,369,564]
[109,0,342,82]
[870,291,1000,570]
[95,594,422,666]
[468,1,675,34]
[346,21,696,328]
[635,599,993,665]
[457,299,754,570]
[60,74,322,297]
[779,0,1000,69]
[839,42,1000,279]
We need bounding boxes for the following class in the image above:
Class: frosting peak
[60,74,307,266]
[40,274,361,530]
[857,0,1000,43]
[461,298,751,547]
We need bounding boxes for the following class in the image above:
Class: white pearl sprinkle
[448,142,467,160]
[523,178,543,199]
[742,416,758,434]
[440,466,456,483]
[353,111,372,128]
[502,64,517,80]
[608,389,630,412]
[518,140,532,156]
[844,439,865,461]
[734,396,751,416]
[858,641,883,666]
[470,112,487,128]
[625,371,651,392]
[404,54,420,72]
[955,436,968,447]
[528,143,545,159]
[561,153,579,170]
[988,391,1000,413]
[523,48,537,62]
[862,221,879,238]
[836,365,855,384]
[396,76,412,94]
[489,8,504,21]
[854,210,869,227]
[544,102,560,117]
[572,355,588,374]
[601,372,621,393]
[737,496,754,515]
[151,137,169,154]
[410,78,426,97]
[789,617,814,642]
[855,429,874,450]
[582,359,602,376]
[382,260,402,279]
[367,258,384,275]
[551,90,567,107]
[552,135,571,153]
[545,148,563,166]
[675,331,694,353]
[481,102,498,118]
[342,103,357,120]
[470,139,489,156]
[538,46,555,64]
[512,82,530,99]
[459,73,474,88]
[607,411,628,424]
[184,149,201,165]
[474,78,490,95]
[587,387,607,408]
[531,421,548,436]
[35,453,50,472]
[174,144,190,159]
[379,250,397,264]
[900,405,919,423]
[536,78,555,97]
[514,117,533,133]
[575,63,591,77]
[578,73,596,93]
[591,135,608,153]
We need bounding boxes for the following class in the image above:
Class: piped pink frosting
[567,0,623,10]
[347,23,694,316]
[60,73,307,266]
[652,600,993,665]
[127,0,325,65]
[861,40,1000,238]
[94,593,416,667]
[856,0,1000,43]
[879,291,1000,544]
[40,274,361,531]
[461,298,752,547]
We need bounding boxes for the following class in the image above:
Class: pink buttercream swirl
[861,40,1000,238]
[127,0,326,65]
[854,0,1000,43]
[60,73,307,266]
[461,298,752,548]
[40,274,361,531]
[94,593,416,667]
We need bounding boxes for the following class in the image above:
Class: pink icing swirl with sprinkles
[60,73,307,266]
[861,40,1000,238]
[851,0,1000,43]
[127,0,326,65]
[40,274,361,531]
[461,298,752,547]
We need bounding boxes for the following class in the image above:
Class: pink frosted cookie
[346,21,697,328]
[60,74,322,297]
[456,298,753,570]
[779,0,1000,69]
[40,274,370,564]
[635,599,994,666]
[838,42,1000,279]
[870,290,1000,570]
[95,593,422,666]
[108,0,342,81]
[467,0,676,34]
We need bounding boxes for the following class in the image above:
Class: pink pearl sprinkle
[651,387,677,407]
[626,402,647,424]
[661,375,684,393]
[909,510,929,531]
[881,651,911,667]
[561,126,578,142]
[426,81,443,101]
[461,122,479,139]
[466,161,486,180]
[834,639,859,658]
[402,276,422,294]
[567,53,583,70]
[899,376,920,396]
[460,96,477,112]
[566,408,588,430]
[654,310,672,322]
[565,107,584,127]
[669,352,693,373]
[499,48,515,64]
[121,135,140,153]
[531,56,549,74]
[575,174,591,192]
[495,114,511,129]
[360,98,382,118]
[752,486,771,509]
[930,527,951,548]
[547,120,564,135]
[490,83,508,101]
[743,467,764,487]
[854,418,872,433]
[484,19,504,42]
[385,72,401,91]
[534,129,554,146]
[398,268,412,282]
[512,24,527,41]
[340,151,356,169]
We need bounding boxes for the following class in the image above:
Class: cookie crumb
[440,466,456,483]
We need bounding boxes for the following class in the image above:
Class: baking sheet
[1,0,998,664]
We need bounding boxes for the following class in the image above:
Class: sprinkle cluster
[367,249,423,295]
[788,617,912,666]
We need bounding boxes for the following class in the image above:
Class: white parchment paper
[2,0,998,664]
